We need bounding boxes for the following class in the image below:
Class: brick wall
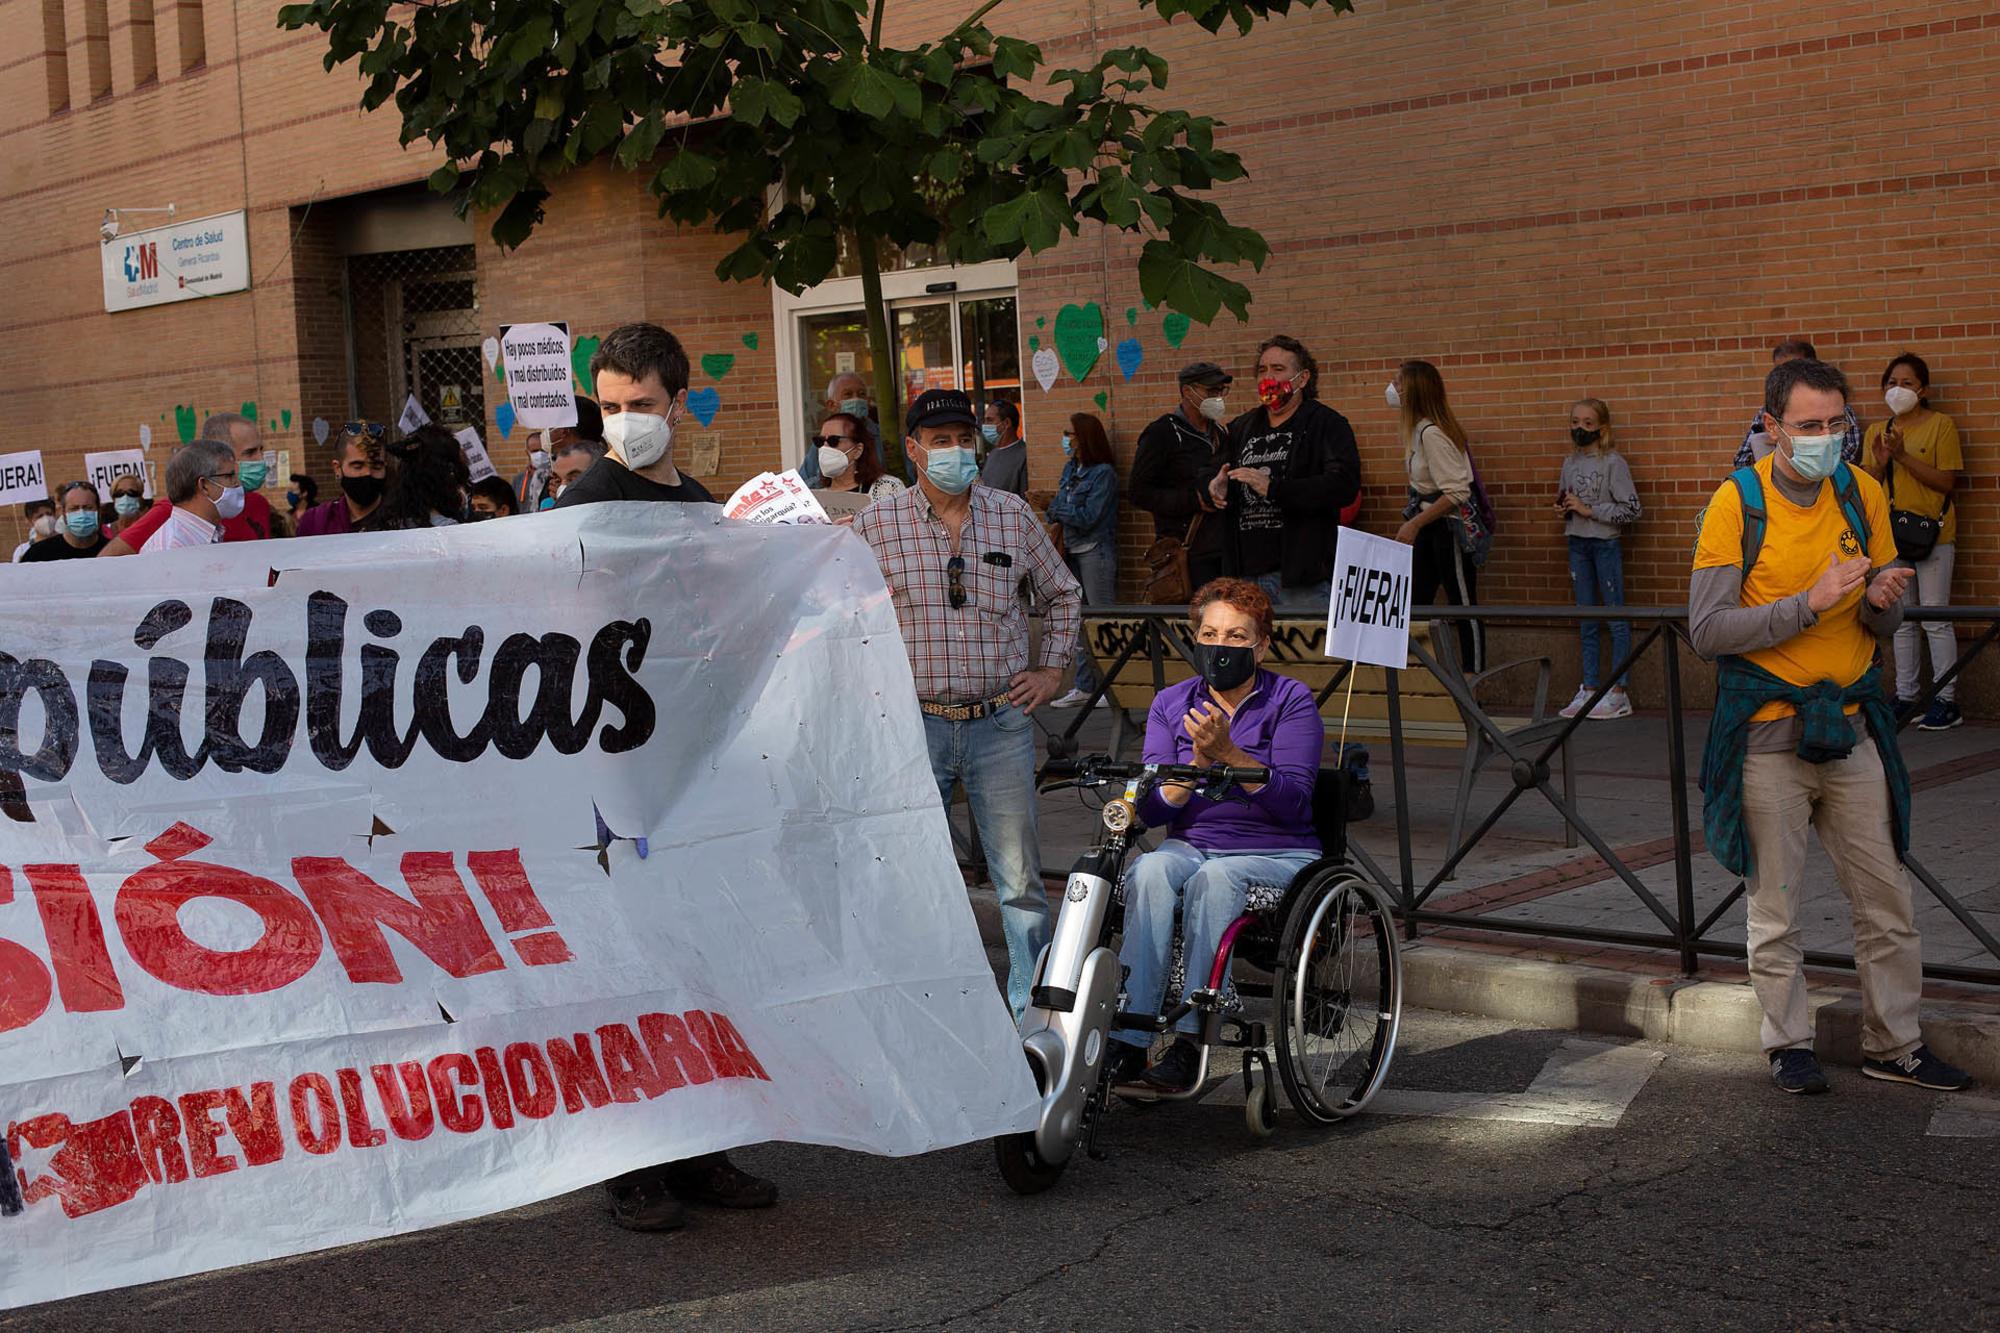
[4,1,1998,707]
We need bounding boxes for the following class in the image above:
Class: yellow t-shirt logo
[1839,527,1861,558]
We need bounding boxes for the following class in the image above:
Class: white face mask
[528,449,550,471]
[1884,386,1920,416]
[213,484,247,520]
[1385,381,1401,409]
[817,444,852,479]
[1198,395,1228,423]
[602,409,674,471]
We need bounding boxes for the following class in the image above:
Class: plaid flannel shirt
[856,483,1082,704]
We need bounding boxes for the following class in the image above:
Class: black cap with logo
[904,388,978,436]
[1176,361,1232,388]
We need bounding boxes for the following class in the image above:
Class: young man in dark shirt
[1211,335,1361,607]
[555,326,715,509]
[21,481,108,560]
[1129,362,1233,591]
[549,322,768,1233]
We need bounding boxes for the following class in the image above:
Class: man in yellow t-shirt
[1690,358,1969,1097]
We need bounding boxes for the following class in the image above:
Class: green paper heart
[174,405,197,444]
[701,352,735,381]
[1093,391,1108,411]
[1053,302,1104,383]
[1028,334,1040,351]
[1162,312,1191,348]
[571,335,601,392]
[741,332,759,351]
[1035,316,1046,329]
[1125,307,1138,326]
[268,419,278,431]
[281,409,293,429]
[241,400,258,423]
[492,360,507,382]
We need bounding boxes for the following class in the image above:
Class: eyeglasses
[342,421,387,440]
[813,434,857,448]
[1779,419,1848,437]
[946,555,966,609]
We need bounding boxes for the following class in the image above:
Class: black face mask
[340,474,385,507]
[1193,643,1257,692]
[1570,426,1601,448]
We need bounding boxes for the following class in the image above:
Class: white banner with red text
[0,505,1036,1309]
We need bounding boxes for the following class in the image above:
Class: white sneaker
[1050,688,1093,709]
[1588,687,1633,720]
[1558,686,1594,719]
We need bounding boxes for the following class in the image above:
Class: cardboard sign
[499,321,579,430]
[0,506,1035,1308]
[453,426,499,483]
[82,449,151,502]
[1326,526,1414,669]
[397,393,431,434]
[0,450,48,507]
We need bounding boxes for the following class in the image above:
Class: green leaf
[1137,239,1254,322]
[992,37,1040,80]
[657,148,720,192]
[616,113,666,167]
[982,185,1069,253]
[427,163,460,192]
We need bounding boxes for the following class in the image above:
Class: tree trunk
[855,226,907,477]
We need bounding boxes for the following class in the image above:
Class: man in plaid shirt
[857,389,1083,1015]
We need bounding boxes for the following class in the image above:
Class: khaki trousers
[1741,738,1923,1059]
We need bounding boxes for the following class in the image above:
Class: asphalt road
[14,1000,1998,1333]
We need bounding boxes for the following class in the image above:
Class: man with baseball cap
[855,389,1082,1016]
[1130,362,1234,594]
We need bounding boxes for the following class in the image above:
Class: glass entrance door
[793,290,1022,449]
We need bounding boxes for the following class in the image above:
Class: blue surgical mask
[922,445,980,495]
[113,495,143,519]
[65,511,100,539]
[1060,434,1073,455]
[980,423,1001,446]
[838,397,871,419]
[1780,424,1844,482]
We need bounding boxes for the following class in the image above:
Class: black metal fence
[1048,602,2000,988]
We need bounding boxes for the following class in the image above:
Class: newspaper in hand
[724,469,832,525]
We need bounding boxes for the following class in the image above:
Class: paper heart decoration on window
[1031,346,1060,393]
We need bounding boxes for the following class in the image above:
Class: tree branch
[870,0,886,46]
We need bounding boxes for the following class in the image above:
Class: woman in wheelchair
[1107,577,1325,1094]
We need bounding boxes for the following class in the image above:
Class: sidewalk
[964,699,2000,1078]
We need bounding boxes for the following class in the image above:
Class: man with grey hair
[548,438,607,504]
[140,440,241,552]
[101,410,277,554]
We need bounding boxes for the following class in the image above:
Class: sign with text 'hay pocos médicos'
[499,321,578,430]
[0,507,1034,1309]
[1325,526,1415,669]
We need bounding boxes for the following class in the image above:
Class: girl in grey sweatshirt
[1556,398,1642,719]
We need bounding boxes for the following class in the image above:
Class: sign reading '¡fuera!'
[0,451,47,507]
[498,321,578,430]
[0,506,1037,1309]
[1325,526,1415,670]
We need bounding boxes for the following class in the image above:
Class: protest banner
[0,450,48,507]
[499,322,579,430]
[82,449,150,502]
[725,470,831,525]
[1325,526,1414,669]
[0,508,1036,1309]
[454,427,499,483]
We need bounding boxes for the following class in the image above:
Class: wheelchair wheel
[1273,870,1402,1124]
[994,1131,1066,1196]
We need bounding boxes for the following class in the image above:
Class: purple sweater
[1135,670,1323,853]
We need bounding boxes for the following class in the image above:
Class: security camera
[99,210,119,243]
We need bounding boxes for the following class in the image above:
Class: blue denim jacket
[1046,459,1117,554]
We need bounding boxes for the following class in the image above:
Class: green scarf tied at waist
[1697,658,1910,878]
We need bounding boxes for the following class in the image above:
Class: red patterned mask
[1257,376,1297,411]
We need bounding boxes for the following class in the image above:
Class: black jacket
[1129,409,1227,559]
[1221,398,1361,587]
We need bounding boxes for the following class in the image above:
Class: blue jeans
[924,705,1051,1016]
[1113,839,1318,1048]
[1253,572,1332,614]
[1066,545,1116,695]
[1568,536,1630,688]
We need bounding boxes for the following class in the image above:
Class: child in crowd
[1556,398,1641,719]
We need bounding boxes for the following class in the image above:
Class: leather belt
[919,692,1013,721]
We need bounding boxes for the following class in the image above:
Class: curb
[967,888,2000,1085]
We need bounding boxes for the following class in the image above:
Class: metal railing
[1041,601,2000,988]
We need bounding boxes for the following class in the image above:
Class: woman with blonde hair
[1391,359,1484,671]
[1555,397,1642,718]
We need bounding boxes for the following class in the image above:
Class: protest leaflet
[0,506,1035,1308]
[724,470,831,525]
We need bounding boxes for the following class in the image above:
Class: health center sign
[101,210,250,313]
[0,506,1037,1309]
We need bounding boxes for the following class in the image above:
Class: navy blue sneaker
[1104,1041,1149,1086]
[1862,1045,1972,1091]
[1771,1048,1830,1095]
[1142,1038,1202,1093]
[1917,700,1963,731]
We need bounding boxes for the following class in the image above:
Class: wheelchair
[995,757,1404,1194]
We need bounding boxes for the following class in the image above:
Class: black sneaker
[1862,1044,1973,1091]
[1918,700,1964,732]
[661,1151,779,1209]
[1771,1048,1830,1095]
[605,1171,689,1231]
[1105,1041,1149,1086]
[1894,697,1923,727]
[1141,1038,1202,1094]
